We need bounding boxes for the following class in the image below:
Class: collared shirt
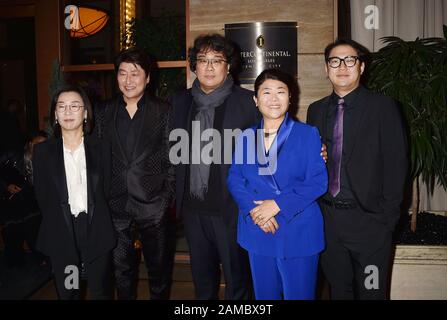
[116,94,146,161]
[324,85,362,201]
[63,137,88,217]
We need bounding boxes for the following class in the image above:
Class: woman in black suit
[33,85,116,299]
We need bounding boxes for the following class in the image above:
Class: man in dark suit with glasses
[307,39,408,300]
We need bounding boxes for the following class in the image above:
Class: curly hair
[188,34,239,73]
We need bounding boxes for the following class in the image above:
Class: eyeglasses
[56,104,84,113]
[196,58,227,68]
[326,56,359,68]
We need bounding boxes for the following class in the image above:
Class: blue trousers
[248,252,319,300]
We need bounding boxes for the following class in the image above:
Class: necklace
[264,129,278,138]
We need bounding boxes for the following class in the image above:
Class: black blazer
[95,93,175,221]
[307,86,408,230]
[33,135,116,263]
[170,85,260,227]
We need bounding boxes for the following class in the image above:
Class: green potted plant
[367,29,447,299]
[367,31,447,232]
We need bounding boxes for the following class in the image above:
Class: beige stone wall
[189,0,336,121]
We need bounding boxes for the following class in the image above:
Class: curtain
[351,0,447,51]
[350,0,447,212]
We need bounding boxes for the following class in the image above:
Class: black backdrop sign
[225,22,297,84]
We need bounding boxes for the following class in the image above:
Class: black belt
[321,198,358,210]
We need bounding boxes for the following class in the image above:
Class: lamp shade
[69,7,109,39]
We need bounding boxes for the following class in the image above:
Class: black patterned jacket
[94,93,175,223]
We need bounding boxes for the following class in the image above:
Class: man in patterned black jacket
[94,48,175,300]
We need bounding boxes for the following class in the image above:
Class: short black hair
[254,68,300,118]
[115,47,151,77]
[30,130,48,140]
[25,130,48,145]
[254,68,292,96]
[50,85,94,138]
[188,34,238,73]
[324,38,369,63]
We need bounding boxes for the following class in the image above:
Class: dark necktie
[329,98,345,197]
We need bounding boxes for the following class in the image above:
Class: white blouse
[63,138,88,217]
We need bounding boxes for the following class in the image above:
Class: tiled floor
[29,253,226,300]
[29,256,329,300]
[2,227,225,300]
[3,234,328,300]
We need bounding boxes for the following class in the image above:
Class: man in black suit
[307,39,408,299]
[170,34,259,300]
[95,48,175,300]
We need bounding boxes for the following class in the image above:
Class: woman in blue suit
[227,69,328,300]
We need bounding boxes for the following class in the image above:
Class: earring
[84,118,87,124]
[55,118,58,125]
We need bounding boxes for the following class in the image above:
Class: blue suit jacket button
[275,190,281,195]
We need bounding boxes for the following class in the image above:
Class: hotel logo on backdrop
[225,22,297,84]
[256,35,265,49]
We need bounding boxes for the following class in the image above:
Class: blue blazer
[227,118,327,258]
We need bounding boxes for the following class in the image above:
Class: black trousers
[112,211,174,300]
[320,204,393,300]
[52,253,113,300]
[53,213,113,300]
[2,212,41,267]
[183,212,252,300]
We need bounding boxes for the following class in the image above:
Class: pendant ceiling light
[67,6,109,39]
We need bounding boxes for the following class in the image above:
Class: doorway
[0,17,38,143]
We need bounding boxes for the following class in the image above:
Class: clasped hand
[250,200,280,234]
